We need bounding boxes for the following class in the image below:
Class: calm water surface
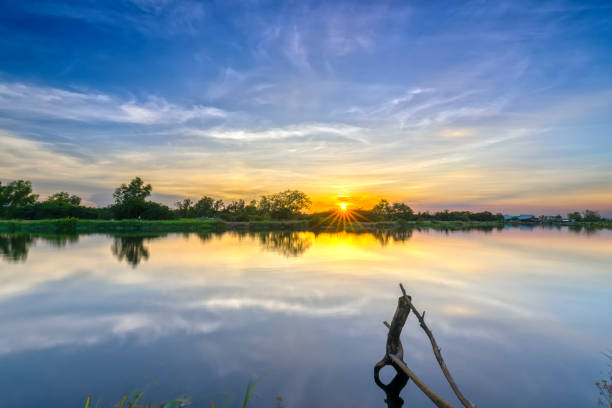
[0,227,610,407]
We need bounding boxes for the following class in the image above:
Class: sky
[0,0,611,214]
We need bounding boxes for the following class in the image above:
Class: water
[0,227,610,407]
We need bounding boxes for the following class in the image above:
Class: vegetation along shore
[1,177,609,233]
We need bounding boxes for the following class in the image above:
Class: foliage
[45,191,82,206]
[56,217,78,233]
[193,196,216,218]
[6,202,99,219]
[84,391,189,408]
[176,198,194,218]
[172,190,311,221]
[568,210,603,222]
[84,380,259,408]
[568,211,583,222]
[1,178,607,226]
[140,201,176,220]
[370,199,415,221]
[113,177,152,204]
[264,190,311,219]
[584,209,602,222]
[0,180,39,213]
[210,378,259,408]
[111,177,163,219]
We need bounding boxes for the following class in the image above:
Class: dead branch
[399,284,476,408]
[389,354,455,408]
[375,293,456,408]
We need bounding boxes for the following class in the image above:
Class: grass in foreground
[84,379,263,408]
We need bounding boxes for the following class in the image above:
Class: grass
[1,218,610,234]
[0,218,313,234]
[85,379,260,408]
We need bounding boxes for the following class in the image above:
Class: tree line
[0,178,606,222]
[0,178,312,221]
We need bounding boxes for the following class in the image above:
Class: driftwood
[374,284,476,408]
[399,284,476,408]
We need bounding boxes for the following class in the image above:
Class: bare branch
[389,354,455,408]
[400,284,476,408]
[375,291,457,408]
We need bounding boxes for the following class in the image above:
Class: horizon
[1,1,611,216]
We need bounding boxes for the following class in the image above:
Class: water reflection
[0,234,34,262]
[257,231,313,257]
[372,229,413,246]
[43,234,80,248]
[0,228,610,408]
[374,365,410,408]
[110,234,166,267]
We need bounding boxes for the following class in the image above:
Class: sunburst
[315,202,370,230]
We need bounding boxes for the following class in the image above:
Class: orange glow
[313,201,370,230]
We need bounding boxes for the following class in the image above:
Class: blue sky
[0,0,611,214]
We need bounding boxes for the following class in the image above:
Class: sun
[312,199,369,230]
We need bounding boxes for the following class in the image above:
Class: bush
[5,202,99,219]
[56,217,77,233]
[140,202,176,220]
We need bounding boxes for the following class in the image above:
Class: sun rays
[315,202,370,230]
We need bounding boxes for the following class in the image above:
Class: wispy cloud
[0,82,226,125]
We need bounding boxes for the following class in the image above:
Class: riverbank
[1,218,610,234]
[0,218,310,233]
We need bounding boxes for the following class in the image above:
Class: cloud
[198,123,367,142]
[0,82,226,125]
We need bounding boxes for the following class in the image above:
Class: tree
[111,177,153,219]
[193,196,215,217]
[140,201,174,220]
[370,199,415,221]
[0,180,39,208]
[46,191,82,206]
[175,198,194,218]
[583,209,601,222]
[391,202,415,220]
[213,199,224,212]
[372,199,392,219]
[568,211,583,222]
[113,177,152,204]
[264,190,311,219]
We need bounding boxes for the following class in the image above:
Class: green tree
[175,198,194,218]
[193,196,216,217]
[0,180,39,208]
[391,202,415,220]
[583,209,602,222]
[264,190,311,219]
[111,177,153,219]
[113,177,152,204]
[568,211,583,222]
[46,191,82,206]
[371,199,391,219]
[371,199,414,221]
